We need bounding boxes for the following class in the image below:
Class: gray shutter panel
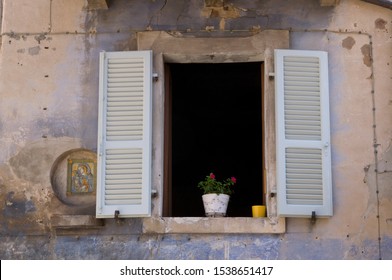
[96,51,152,218]
[275,49,332,217]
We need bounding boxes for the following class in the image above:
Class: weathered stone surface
[0,0,391,260]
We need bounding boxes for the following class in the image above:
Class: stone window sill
[142,217,285,234]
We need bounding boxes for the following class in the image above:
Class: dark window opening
[164,62,264,217]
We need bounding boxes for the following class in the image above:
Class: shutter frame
[275,49,332,217]
[96,50,152,218]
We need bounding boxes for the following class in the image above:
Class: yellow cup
[252,205,266,217]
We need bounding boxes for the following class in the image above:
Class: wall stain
[342,36,356,50]
[4,191,36,217]
[375,18,387,30]
[361,44,371,67]
[34,34,47,44]
[28,46,41,56]
[9,144,57,185]
[8,32,21,40]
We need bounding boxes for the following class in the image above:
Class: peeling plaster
[28,46,41,56]
[342,36,356,49]
[1,0,392,260]
[8,138,83,185]
[4,191,36,216]
[372,146,392,199]
[202,4,241,19]
[375,18,387,29]
[361,44,372,67]
[34,34,48,44]
[8,32,21,40]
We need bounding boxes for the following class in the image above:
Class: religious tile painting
[67,159,97,195]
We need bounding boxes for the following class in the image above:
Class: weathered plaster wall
[0,0,391,259]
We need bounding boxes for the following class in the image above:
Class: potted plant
[197,172,236,217]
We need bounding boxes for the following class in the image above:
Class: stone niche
[50,148,97,207]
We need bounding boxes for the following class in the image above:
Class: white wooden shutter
[96,50,152,218]
[275,49,332,217]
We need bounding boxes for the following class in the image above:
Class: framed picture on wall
[67,159,97,195]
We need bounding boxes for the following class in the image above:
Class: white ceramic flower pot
[202,193,230,217]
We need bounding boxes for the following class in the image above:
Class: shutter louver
[106,58,144,141]
[275,49,332,217]
[284,56,321,141]
[97,51,152,218]
[285,148,323,205]
[105,148,143,205]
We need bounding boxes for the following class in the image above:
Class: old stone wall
[0,0,391,259]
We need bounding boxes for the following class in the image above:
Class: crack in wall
[147,0,168,30]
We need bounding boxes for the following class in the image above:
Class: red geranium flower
[197,172,236,195]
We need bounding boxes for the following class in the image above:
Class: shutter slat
[108,77,144,82]
[107,111,142,117]
[105,175,142,180]
[107,99,143,104]
[105,199,141,205]
[107,107,142,112]
[108,63,144,69]
[108,87,144,93]
[106,125,143,131]
[104,182,143,188]
[108,83,144,88]
[108,58,144,63]
[106,158,142,164]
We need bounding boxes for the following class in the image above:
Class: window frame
[96,32,333,232]
[137,30,288,233]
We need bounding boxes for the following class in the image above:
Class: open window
[96,31,332,233]
[164,62,264,217]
